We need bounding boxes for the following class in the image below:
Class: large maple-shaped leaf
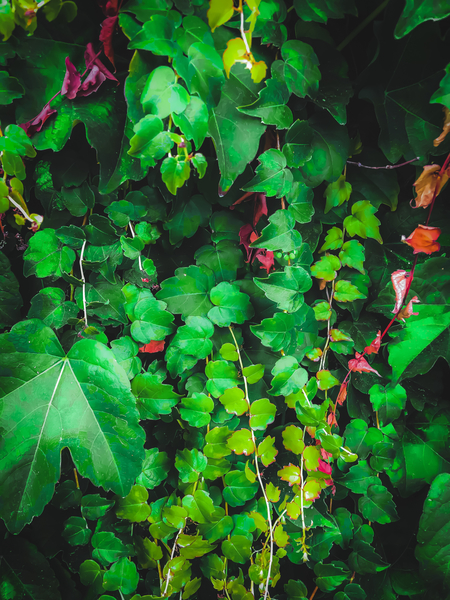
[208,64,266,194]
[254,265,312,312]
[359,19,448,163]
[0,320,145,533]
[395,0,450,38]
[415,473,450,590]
[293,0,357,22]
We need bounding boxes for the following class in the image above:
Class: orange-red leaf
[336,382,348,405]
[434,107,450,147]
[364,330,381,355]
[402,224,441,255]
[412,164,448,209]
[348,352,380,376]
[139,340,165,353]
[397,296,420,322]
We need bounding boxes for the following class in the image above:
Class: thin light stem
[347,156,420,170]
[163,528,182,597]
[240,6,251,55]
[337,0,391,52]
[128,222,143,272]
[228,325,273,600]
[79,240,88,327]
[7,196,34,223]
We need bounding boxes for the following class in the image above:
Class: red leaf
[402,224,441,255]
[348,352,380,376]
[98,0,119,16]
[84,43,118,82]
[336,382,348,405]
[397,296,419,323]
[77,66,107,97]
[19,103,57,137]
[253,249,275,274]
[253,193,267,227]
[327,411,338,428]
[364,330,381,355]
[239,223,254,262]
[61,57,81,99]
[391,270,410,314]
[139,340,165,353]
[318,459,332,476]
[99,15,119,70]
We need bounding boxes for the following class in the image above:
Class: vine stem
[337,0,391,52]
[7,195,35,223]
[128,222,143,272]
[228,326,273,600]
[79,240,88,327]
[239,2,251,55]
[346,156,420,170]
[162,528,183,597]
[309,586,319,600]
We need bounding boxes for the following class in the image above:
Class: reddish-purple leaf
[253,193,267,227]
[19,103,57,137]
[364,330,381,355]
[99,15,118,69]
[98,0,119,16]
[348,352,380,376]
[84,43,117,82]
[239,223,254,262]
[253,249,274,274]
[61,57,81,100]
[77,66,107,97]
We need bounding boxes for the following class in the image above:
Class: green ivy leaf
[208,64,266,193]
[175,448,208,483]
[339,240,365,274]
[222,535,252,564]
[311,255,341,282]
[222,470,258,507]
[195,240,244,283]
[180,393,215,427]
[227,429,255,456]
[115,485,151,522]
[23,228,76,280]
[249,398,276,430]
[258,435,278,466]
[251,312,297,353]
[358,484,399,524]
[81,495,115,520]
[92,532,134,567]
[204,426,232,459]
[282,424,305,454]
[219,387,248,416]
[324,175,352,214]
[314,561,351,592]
[208,282,254,327]
[129,14,179,56]
[316,369,340,391]
[340,460,380,494]
[28,287,78,329]
[157,265,215,320]
[172,96,208,150]
[166,316,214,377]
[136,448,171,489]
[161,156,191,195]
[0,71,24,104]
[281,39,321,98]
[269,356,308,396]
[0,320,144,533]
[164,195,212,245]
[0,252,22,329]
[286,175,315,223]
[254,265,312,312]
[103,557,139,595]
[242,364,265,384]
[62,516,91,546]
[243,148,293,198]
[368,384,407,426]
[344,201,382,243]
[128,115,173,164]
[132,373,181,420]
[344,419,383,460]
[250,209,302,252]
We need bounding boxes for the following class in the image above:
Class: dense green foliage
[1,0,450,599]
